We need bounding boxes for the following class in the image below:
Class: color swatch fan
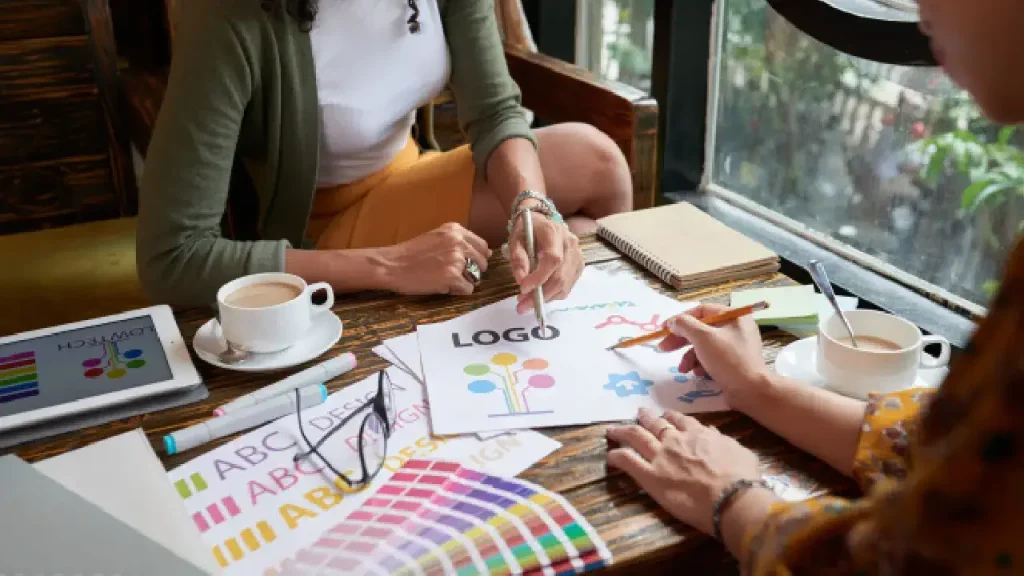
[269,460,611,575]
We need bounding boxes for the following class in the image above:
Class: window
[705,0,1023,310]
[576,0,655,93]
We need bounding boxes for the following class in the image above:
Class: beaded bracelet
[506,199,566,235]
[510,189,551,214]
[508,190,565,231]
[712,478,771,541]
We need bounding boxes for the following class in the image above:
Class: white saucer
[193,313,343,372]
[773,336,948,396]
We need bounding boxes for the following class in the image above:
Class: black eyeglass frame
[293,370,395,487]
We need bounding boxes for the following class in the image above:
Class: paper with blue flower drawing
[418,268,729,436]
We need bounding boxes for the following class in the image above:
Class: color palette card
[270,459,611,575]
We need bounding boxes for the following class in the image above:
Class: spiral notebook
[597,203,779,290]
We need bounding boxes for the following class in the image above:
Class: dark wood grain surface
[0,36,94,98]
[7,235,856,573]
[0,155,116,231]
[84,0,139,216]
[0,0,135,233]
[0,90,106,162]
[0,0,86,42]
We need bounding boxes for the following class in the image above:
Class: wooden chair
[126,0,659,227]
[0,0,146,334]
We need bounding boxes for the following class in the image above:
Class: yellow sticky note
[731,285,818,326]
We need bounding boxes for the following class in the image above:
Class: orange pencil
[606,301,769,351]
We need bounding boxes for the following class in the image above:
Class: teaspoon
[808,260,859,348]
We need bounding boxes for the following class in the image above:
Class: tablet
[0,305,201,432]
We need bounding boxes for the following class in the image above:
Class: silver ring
[463,258,482,285]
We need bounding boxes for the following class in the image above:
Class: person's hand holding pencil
[635,302,772,410]
[608,301,769,350]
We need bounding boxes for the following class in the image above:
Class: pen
[214,352,356,415]
[607,301,770,350]
[164,384,327,455]
[523,210,548,332]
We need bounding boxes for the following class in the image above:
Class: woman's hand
[657,304,771,408]
[606,408,773,541]
[508,206,584,313]
[379,223,491,296]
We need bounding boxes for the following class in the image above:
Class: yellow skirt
[307,137,476,249]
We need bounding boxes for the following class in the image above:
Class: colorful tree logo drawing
[464,353,555,418]
[597,314,672,353]
[82,342,146,379]
[603,371,654,397]
[669,367,723,403]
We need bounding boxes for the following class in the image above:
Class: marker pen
[215,352,356,416]
[164,384,327,455]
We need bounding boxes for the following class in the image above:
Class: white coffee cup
[216,273,335,354]
[816,310,951,399]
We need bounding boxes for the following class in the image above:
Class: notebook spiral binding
[598,225,678,287]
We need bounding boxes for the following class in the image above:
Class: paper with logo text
[167,369,560,575]
[419,269,729,436]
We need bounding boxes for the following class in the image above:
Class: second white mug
[816,310,951,399]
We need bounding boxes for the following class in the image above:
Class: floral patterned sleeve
[742,389,935,575]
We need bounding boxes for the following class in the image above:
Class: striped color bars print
[213,520,278,569]
[174,472,209,499]
[0,351,39,403]
[268,459,611,575]
[192,496,242,533]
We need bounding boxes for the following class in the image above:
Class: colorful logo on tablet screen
[83,342,146,379]
[0,351,39,403]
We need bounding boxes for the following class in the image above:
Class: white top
[311,0,451,186]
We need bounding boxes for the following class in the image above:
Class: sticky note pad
[731,285,818,326]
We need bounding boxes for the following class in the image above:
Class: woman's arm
[136,4,284,306]
[735,373,865,477]
[442,0,537,177]
[138,5,491,306]
[661,307,866,476]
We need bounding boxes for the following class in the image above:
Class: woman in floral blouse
[605,0,1024,573]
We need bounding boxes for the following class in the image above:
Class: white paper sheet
[167,369,560,575]
[36,429,217,574]
[419,273,730,436]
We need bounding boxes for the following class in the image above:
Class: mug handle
[307,282,335,314]
[920,335,951,369]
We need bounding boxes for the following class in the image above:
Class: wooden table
[10,236,856,574]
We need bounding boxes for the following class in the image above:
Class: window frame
[551,0,979,346]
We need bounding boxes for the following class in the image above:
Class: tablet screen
[0,315,174,418]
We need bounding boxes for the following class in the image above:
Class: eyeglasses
[293,370,397,487]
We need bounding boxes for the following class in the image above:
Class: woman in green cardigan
[137,0,632,307]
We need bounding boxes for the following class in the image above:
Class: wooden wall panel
[0,0,86,42]
[0,36,94,98]
[0,0,135,234]
[84,0,137,215]
[0,91,107,164]
[0,156,116,233]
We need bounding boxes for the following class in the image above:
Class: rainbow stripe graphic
[270,459,611,575]
[0,351,39,403]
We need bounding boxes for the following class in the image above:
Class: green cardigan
[137,0,536,306]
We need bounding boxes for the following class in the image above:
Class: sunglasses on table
[293,370,397,488]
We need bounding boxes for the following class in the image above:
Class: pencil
[606,301,769,351]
